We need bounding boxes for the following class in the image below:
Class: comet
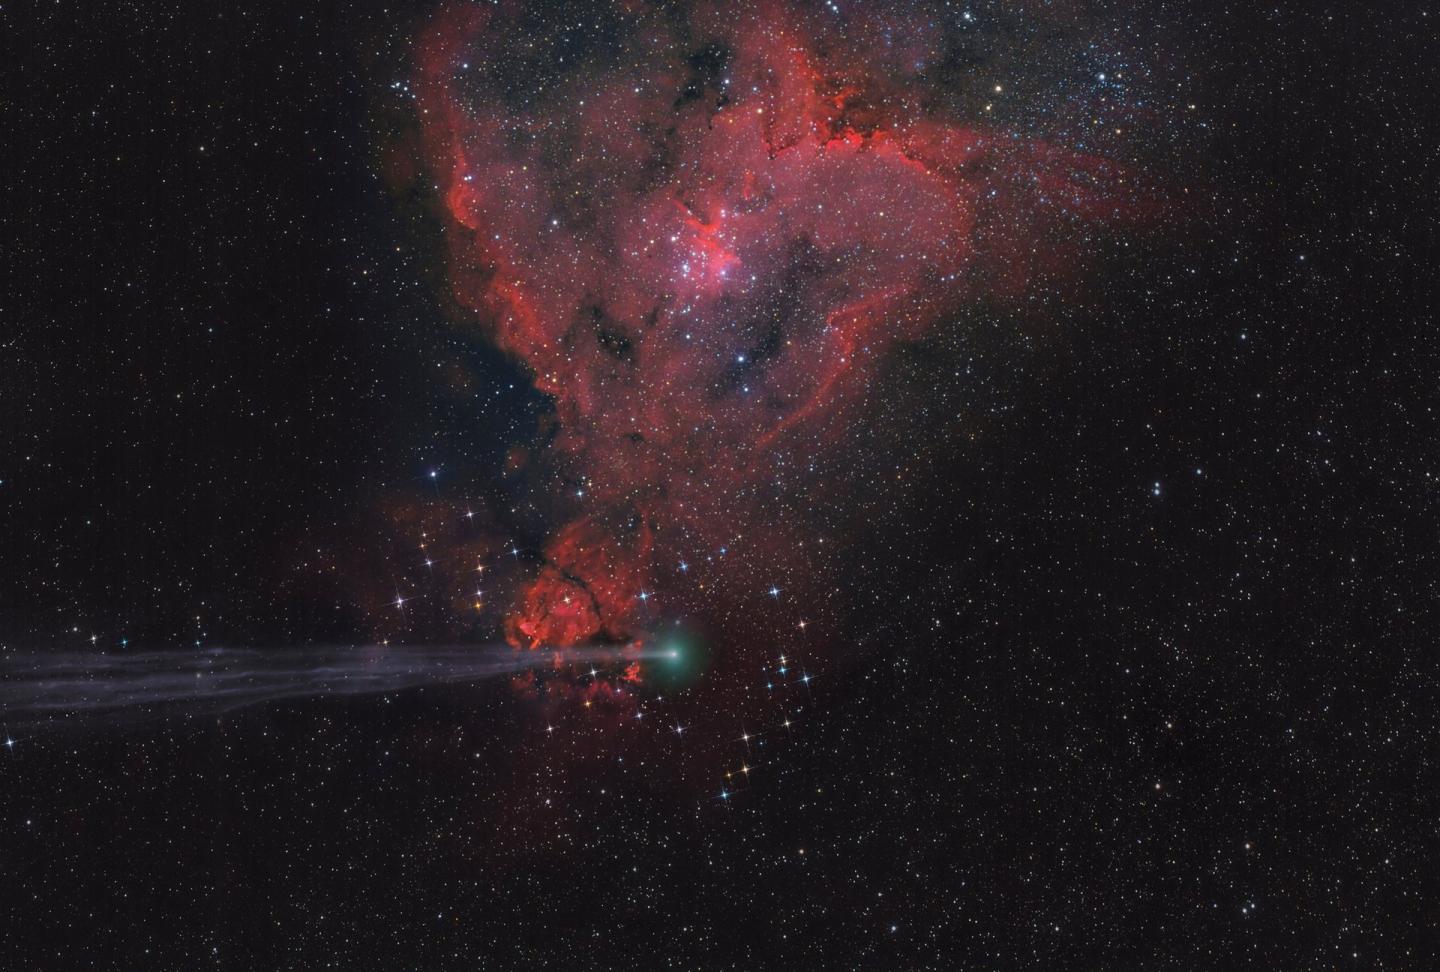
[0,643,664,730]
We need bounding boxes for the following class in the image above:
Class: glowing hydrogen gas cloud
[412,0,1164,656]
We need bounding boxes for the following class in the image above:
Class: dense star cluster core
[415,1,1158,652]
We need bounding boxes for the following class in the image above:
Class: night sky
[5,1,1439,968]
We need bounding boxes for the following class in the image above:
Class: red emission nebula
[412,1,1161,662]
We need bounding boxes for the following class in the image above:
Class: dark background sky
[6,1,554,650]
[3,1,1439,968]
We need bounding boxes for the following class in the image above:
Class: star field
[3,0,1438,968]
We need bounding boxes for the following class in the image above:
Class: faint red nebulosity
[411,0,1163,659]
[503,517,652,649]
